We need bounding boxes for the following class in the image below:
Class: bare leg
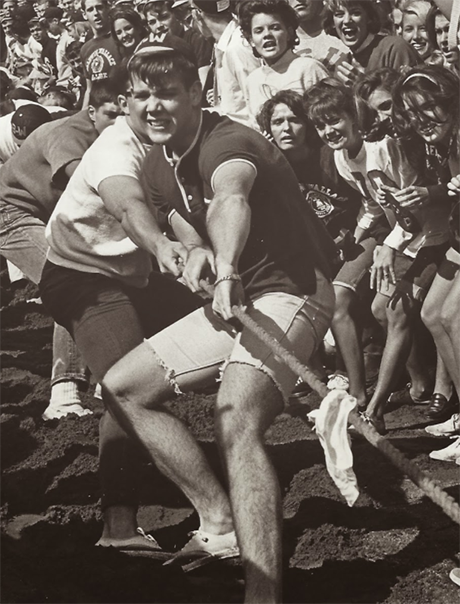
[215,364,284,604]
[102,341,234,535]
[331,286,367,408]
[404,326,433,399]
[440,269,460,394]
[422,268,459,393]
[432,352,453,399]
[366,293,422,421]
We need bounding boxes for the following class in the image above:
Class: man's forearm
[120,202,170,256]
[207,194,251,275]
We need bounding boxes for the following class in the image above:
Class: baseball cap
[172,1,189,7]
[11,104,52,141]
[193,0,231,14]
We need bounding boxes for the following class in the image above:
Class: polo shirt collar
[162,111,204,167]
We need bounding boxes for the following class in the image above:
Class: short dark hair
[81,0,109,11]
[303,77,356,125]
[11,18,31,38]
[353,68,399,136]
[127,47,199,90]
[322,0,382,38]
[239,0,299,50]
[89,78,120,108]
[65,39,84,59]
[257,88,320,147]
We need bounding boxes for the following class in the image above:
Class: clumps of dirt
[1,263,459,604]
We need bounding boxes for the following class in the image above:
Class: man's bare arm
[170,210,215,293]
[99,175,187,276]
[206,161,256,318]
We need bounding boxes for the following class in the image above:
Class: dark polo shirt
[141,111,335,300]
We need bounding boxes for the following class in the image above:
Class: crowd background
[0,0,459,597]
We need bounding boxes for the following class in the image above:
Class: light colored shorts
[145,270,335,402]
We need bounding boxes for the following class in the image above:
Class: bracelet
[214,274,241,287]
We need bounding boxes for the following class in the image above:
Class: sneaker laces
[137,527,159,545]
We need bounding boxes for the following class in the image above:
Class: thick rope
[231,305,460,525]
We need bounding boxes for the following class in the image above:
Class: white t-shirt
[335,137,449,257]
[245,50,328,127]
[295,29,349,73]
[46,116,153,287]
[213,19,260,125]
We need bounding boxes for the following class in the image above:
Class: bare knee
[421,299,440,332]
[102,345,172,410]
[371,295,387,325]
[215,366,281,454]
[385,298,412,331]
[439,305,455,333]
[102,362,139,409]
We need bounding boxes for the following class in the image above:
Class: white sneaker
[425,414,459,437]
[327,373,349,391]
[449,568,460,587]
[42,402,93,421]
[429,436,460,462]
[164,529,239,571]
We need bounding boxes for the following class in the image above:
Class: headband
[402,72,438,85]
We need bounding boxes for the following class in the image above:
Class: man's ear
[88,104,96,122]
[118,93,129,114]
[190,79,202,107]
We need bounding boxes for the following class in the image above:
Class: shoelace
[137,527,157,543]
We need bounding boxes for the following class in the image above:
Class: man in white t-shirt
[40,51,203,556]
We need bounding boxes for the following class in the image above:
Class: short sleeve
[198,126,258,194]
[45,116,97,188]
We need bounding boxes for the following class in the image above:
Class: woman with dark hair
[322,0,420,88]
[396,67,460,394]
[109,5,147,58]
[257,88,360,242]
[239,0,328,126]
[364,65,459,432]
[257,87,363,397]
[354,67,399,141]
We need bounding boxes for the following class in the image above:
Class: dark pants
[40,261,203,509]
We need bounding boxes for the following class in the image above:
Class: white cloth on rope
[314,389,359,507]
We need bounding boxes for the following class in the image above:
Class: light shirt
[213,19,260,125]
[335,137,449,257]
[245,49,328,127]
[46,116,153,286]
[295,29,349,73]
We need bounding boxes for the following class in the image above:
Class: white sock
[50,380,81,407]
[43,381,93,420]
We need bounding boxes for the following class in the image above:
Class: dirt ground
[1,264,459,604]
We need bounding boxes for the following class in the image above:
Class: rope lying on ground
[231,305,460,526]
